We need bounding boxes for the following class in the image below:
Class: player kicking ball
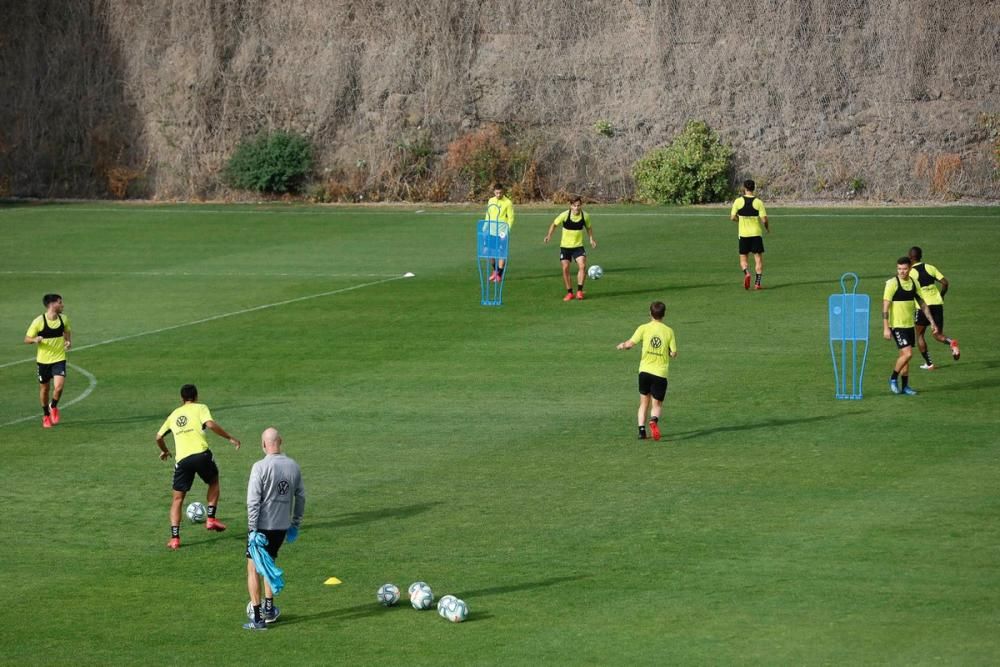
[616,301,678,440]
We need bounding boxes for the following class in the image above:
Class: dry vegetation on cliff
[1,0,997,200]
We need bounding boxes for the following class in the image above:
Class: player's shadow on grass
[512,266,655,282]
[277,575,583,626]
[77,400,291,426]
[764,274,883,291]
[919,375,1000,394]
[306,502,443,530]
[669,412,867,441]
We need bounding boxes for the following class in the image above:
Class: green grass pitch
[0,202,998,664]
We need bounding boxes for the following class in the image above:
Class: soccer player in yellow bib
[543,196,597,301]
[486,183,515,282]
[729,179,770,290]
[883,257,938,396]
[616,301,678,441]
[156,384,241,549]
[23,293,72,429]
[907,246,960,370]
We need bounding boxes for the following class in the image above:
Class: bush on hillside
[633,120,733,205]
[224,131,313,194]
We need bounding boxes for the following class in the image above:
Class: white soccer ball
[377,583,400,607]
[186,502,206,523]
[408,581,434,610]
[440,596,469,623]
[245,601,254,620]
[588,265,604,280]
[436,594,458,618]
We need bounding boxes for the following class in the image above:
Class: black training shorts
[638,372,668,401]
[246,528,287,560]
[560,246,586,262]
[172,450,220,492]
[37,360,67,384]
[891,327,915,350]
[738,236,765,255]
[915,304,943,329]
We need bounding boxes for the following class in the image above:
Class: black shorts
[37,360,67,384]
[891,327,915,350]
[560,246,586,262]
[638,372,668,401]
[915,304,943,329]
[172,450,220,492]
[246,528,287,560]
[738,236,765,255]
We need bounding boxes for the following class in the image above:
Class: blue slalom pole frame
[477,204,509,306]
[828,272,870,399]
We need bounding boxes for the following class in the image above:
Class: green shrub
[632,120,733,204]
[224,131,313,194]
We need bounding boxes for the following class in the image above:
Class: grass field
[1,202,998,665]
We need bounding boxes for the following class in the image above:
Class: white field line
[0,270,399,278]
[0,274,411,371]
[0,363,97,427]
[4,206,997,219]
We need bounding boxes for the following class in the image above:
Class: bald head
[261,427,282,453]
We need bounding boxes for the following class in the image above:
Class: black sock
[638,425,647,437]
[577,284,583,291]
[171,525,180,538]
[650,416,659,423]
[921,350,933,364]
[253,604,262,623]
[567,288,574,294]
[901,375,909,388]
[50,399,59,408]
[264,598,273,613]
[891,371,900,380]
[755,273,762,286]
[743,268,750,275]
[207,505,217,518]
[43,406,51,416]
[497,267,504,276]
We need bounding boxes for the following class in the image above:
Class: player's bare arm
[155,434,171,460]
[881,300,891,339]
[207,420,241,449]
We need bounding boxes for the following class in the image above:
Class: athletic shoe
[754,284,763,290]
[902,386,918,396]
[575,290,585,300]
[264,606,281,624]
[166,537,180,550]
[950,339,960,360]
[206,518,227,532]
[242,620,267,631]
[919,363,936,370]
[563,293,574,302]
[637,433,647,440]
[649,421,661,441]
[489,271,500,283]
[42,415,53,429]
[49,407,60,424]
[743,274,751,290]
[889,379,900,394]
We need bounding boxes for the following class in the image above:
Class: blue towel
[286,525,299,543]
[248,531,285,595]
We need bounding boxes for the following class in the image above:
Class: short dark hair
[180,384,198,401]
[909,246,923,261]
[897,256,912,266]
[743,179,755,192]
[492,183,504,191]
[650,301,666,320]
[43,293,62,306]
[570,196,582,205]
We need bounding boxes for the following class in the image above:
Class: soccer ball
[245,601,254,620]
[438,596,469,623]
[408,581,434,610]
[377,583,400,607]
[588,265,604,280]
[185,502,206,523]
[436,594,457,618]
